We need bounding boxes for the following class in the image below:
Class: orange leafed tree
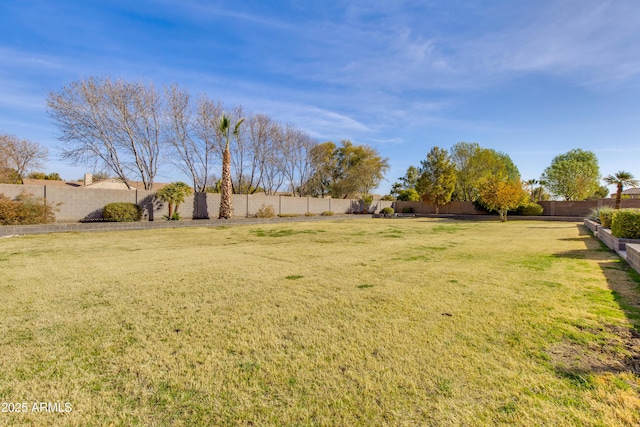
[478,177,529,222]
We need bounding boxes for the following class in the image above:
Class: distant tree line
[391,143,625,220]
[45,76,388,199]
[392,142,523,203]
[5,76,635,208]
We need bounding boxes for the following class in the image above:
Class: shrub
[0,192,57,225]
[517,202,543,216]
[362,195,374,205]
[278,213,300,218]
[401,206,414,214]
[321,211,334,216]
[599,207,615,228]
[256,204,275,218]
[611,209,640,239]
[587,207,605,223]
[103,202,142,222]
[305,212,317,217]
[381,207,394,215]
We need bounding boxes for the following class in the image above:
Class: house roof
[22,179,81,187]
[22,177,174,191]
[622,188,640,195]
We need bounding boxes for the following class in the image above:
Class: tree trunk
[615,183,623,209]
[219,145,234,219]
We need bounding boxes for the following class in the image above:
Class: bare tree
[195,96,225,190]
[228,106,253,194]
[47,77,164,190]
[242,113,277,193]
[165,87,223,192]
[260,120,286,195]
[280,124,316,196]
[0,133,48,180]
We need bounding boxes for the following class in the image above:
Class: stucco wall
[0,184,393,222]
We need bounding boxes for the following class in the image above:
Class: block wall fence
[3,183,640,222]
[0,184,392,222]
[393,199,640,217]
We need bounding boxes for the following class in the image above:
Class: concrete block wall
[393,201,479,215]
[597,228,621,253]
[539,200,597,217]
[0,184,46,199]
[53,187,136,221]
[627,244,640,275]
[0,182,394,222]
[584,219,599,234]
[308,197,331,213]
[394,199,640,217]
[279,196,308,215]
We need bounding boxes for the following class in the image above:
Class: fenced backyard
[0,183,392,222]
[2,218,640,425]
[3,183,640,224]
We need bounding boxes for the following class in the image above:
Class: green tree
[541,149,600,200]
[450,142,520,201]
[588,185,609,200]
[333,141,389,199]
[397,188,421,201]
[156,182,193,220]
[416,146,457,214]
[478,177,528,222]
[390,166,420,200]
[307,140,389,199]
[27,172,62,181]
[399,165,420,189]
[306,141,337,197]
[219,114,244,219]
[604,171,639,209]
[0,167,23,184]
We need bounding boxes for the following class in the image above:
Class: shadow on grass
[550,224,640,379]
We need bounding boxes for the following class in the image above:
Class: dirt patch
[548,324,640,375]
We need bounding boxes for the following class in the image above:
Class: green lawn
[2,218,640,426]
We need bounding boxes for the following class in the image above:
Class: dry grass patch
[2,219,640,425]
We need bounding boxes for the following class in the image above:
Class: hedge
[517,203,543,216]
[611,209,640,239]
[599,207,615,229]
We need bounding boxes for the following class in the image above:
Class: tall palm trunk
[615,182,623,210]
[219,143,233,219]
[218,113,243,219]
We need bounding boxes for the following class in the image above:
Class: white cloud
[458,1,640,87]
[0,46,64,70]
[260,0,640,94]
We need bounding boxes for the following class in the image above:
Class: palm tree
[156,182,192,220]
[526,179,538,201]
[603,171,639,209]
[218,114,244,219]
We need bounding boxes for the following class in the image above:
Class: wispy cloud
[260,0,640,93]
[472,1,640,86]
[0,46,64,70]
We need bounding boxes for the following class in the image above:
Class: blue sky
[1,0,639,195]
